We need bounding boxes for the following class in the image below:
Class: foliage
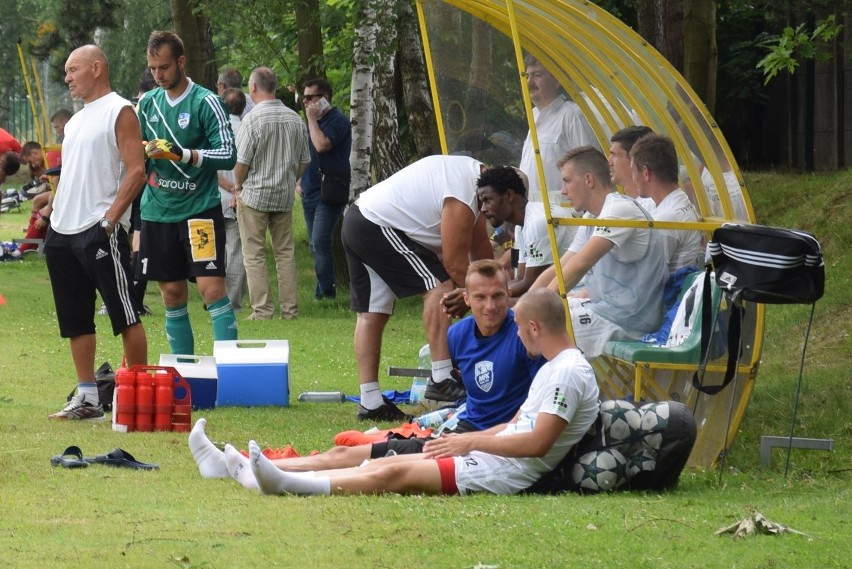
[756,15,842,84]
[200,0,356,110]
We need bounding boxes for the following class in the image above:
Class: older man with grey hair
[233,67,310,320]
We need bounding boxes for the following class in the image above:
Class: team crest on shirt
[475,361,494,392]
[178,112,191,129]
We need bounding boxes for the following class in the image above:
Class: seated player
[238,289,599,497]
[189,259,546,488]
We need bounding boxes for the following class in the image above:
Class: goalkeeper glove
[144,139,193,164]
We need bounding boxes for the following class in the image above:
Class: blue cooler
[214,340,289,407]
[158,354,218,410]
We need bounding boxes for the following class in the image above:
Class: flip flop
[50,445,89,468]
[84,448,159,470]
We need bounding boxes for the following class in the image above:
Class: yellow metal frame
[415,0,766,469]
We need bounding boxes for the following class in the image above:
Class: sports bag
[707,224,824,304]
[694,224,824,395]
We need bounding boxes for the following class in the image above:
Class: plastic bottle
[154,373,174,431]
[135,370,154,432]
[410,344,431,403]
[113,366,136,432]
[414,406,455,429]
[297,391,346,403]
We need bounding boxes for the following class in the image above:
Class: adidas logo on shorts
[95,249,108,260]
[205,262,217,270]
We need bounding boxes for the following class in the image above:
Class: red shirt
[0,128,22,154]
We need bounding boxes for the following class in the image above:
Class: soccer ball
[600,399,643,445]
[626,446,658,479]
[639,402,670,450]
[572,448,628,492]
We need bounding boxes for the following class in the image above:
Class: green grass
[0,172,850,568]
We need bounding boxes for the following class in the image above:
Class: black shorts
[44,224,140,338]
[137,205,226,281]
[341,205,449,314]
[369,419,478,458]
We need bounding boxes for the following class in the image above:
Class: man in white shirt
[630,134,703,275]
[44,45,148,421]
[242,288,600,497]
[343,155,494,420]
[608,125,656,213]
[531,147,668,358]
[519,55,598,204]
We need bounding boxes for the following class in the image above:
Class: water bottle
[410,344,431,403]
[135,370,154,432]
[298,391,346,403]
[417,344,431,369]
[113,366,136,432]
[154,373,174,431]
[414,406,455,430]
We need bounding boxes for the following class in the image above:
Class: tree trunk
[170,0,218,90]
[398,0,439,158]
[636,0,684,72]
[461,18,492,153]
[349,0,380,197]
[295,0,324,88]
[371,2,405,181]
[683,0,717,113]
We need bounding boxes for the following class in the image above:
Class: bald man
[44,45,148,421]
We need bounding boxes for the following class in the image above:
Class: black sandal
[84,448,159,470]
[50,445,89,468]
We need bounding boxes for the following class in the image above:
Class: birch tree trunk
[371,1,405,181]
[349,0,380,197]
[398,0,439,158]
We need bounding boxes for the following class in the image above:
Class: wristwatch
[99,217,114,236]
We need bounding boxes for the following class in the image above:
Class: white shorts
[568,297,634,359]
[452,451,541,495]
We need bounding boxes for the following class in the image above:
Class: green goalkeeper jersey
[137,80,236,222]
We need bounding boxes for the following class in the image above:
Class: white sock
[224,444,258,490]
[249,440,331,496]
[188,418,228,479]
[77,383,99,404]
[431,359,453,382]
[359,381,383,410]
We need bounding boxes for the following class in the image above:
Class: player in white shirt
[532,146,668,358]
[630,134,703,274]
[240,288,600,497]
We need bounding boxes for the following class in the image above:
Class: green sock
[208,296,238,341]
[165,303,194,355]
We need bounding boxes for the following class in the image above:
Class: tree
[170,0,217,90]
[683,0,717,113]
[397,1,438,158]
[295,0,325,86]
[349,0,380,195]
[636,0,684,72]
[370,1,405,181]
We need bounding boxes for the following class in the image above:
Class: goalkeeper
[136,30,238,355]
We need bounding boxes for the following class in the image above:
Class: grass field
[0,171,849,568]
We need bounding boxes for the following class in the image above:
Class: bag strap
[692,267,743,395]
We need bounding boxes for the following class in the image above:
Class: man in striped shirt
[234,67,310,320]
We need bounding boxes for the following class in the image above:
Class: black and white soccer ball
[600,399,643,445]
[626,446,658,479]
[572,448,628,492]
[639,402,670,450]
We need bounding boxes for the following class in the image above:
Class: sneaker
[138,304,153,316]
[97,304,108,316]
[357,395,413,422]
[25,182,50,197]
[48,394,104,421]
[424,369,466,402]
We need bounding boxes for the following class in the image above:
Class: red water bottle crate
[113,365,192,433]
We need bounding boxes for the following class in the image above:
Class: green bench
[602,271,723,401]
